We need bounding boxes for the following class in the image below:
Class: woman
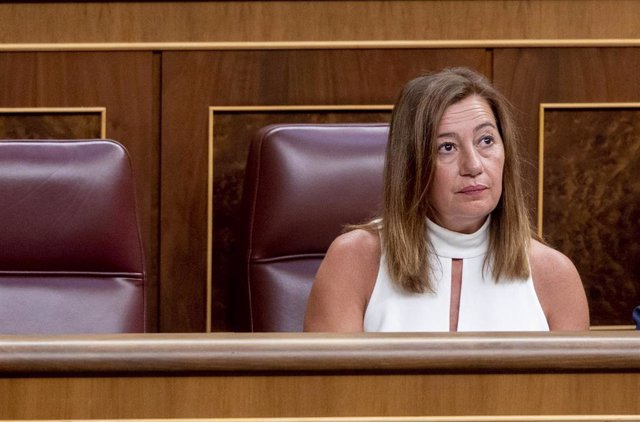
[304,67,589,332]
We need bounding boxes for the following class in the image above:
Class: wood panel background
[4,372,640,419]
[1,1,639,43]
[542,107,640,325]
[0,1,638,332]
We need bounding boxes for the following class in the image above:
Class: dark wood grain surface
[543,108,640,324]
[0,112,102,139]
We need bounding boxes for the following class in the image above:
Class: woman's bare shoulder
[303,229,381,332]
[319,228,381,297]
[328,228,381,258]
[530,239,577,276]
[529,239,590,330]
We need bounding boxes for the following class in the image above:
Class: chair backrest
[0,140,145,334]
[240,123,389,332]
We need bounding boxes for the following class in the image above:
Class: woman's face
[428,95,505,234]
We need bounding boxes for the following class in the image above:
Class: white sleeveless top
[363,218,549,332]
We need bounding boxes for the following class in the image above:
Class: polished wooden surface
[2,331,640,373]
[1,1,639,44]
[494,48,640,192]
[1,332,640,419]
[2,373,640,419]
[542,107,640,325]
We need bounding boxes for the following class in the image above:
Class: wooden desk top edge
[1,331,638,375]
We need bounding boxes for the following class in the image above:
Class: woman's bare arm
[530,239,590,330]
[303,229,380,332]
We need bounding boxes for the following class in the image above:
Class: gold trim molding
[3,39,640,52]
[8,416,640,422]
[207,105,392,332]
[0,107,107,138]
[590,325,637,331]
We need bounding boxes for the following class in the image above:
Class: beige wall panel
[493,48,640,326]
[1,1,640,44]
[0,52,160,331]
[161,49,490,332]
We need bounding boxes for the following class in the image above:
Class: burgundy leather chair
[0,140,145,334]
[239,124,389,332]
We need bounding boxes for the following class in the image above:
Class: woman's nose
[460,148,483,176]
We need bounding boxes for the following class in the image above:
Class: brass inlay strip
[590,325,637,331]
[540,102,640,109]
[207,105,392,332]
[210,105,393,112]
[537,103,546,237]
[7,415,640,422]
[0,107,107,138]
[207,109,215,334]
[2,39,640,52]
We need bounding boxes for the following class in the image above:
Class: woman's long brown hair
[359,67,531,293]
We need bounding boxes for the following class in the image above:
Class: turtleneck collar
[427,216,490,259]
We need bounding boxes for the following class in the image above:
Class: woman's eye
[479,136,494,146]
[438,142,456,153]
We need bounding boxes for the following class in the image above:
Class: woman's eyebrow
[474,122,498,132]
[437,122,497,139]
[437,131,457,139]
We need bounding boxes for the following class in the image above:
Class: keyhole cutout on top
[449,258,463,332]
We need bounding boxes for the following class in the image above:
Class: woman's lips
[458,185,488,194]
